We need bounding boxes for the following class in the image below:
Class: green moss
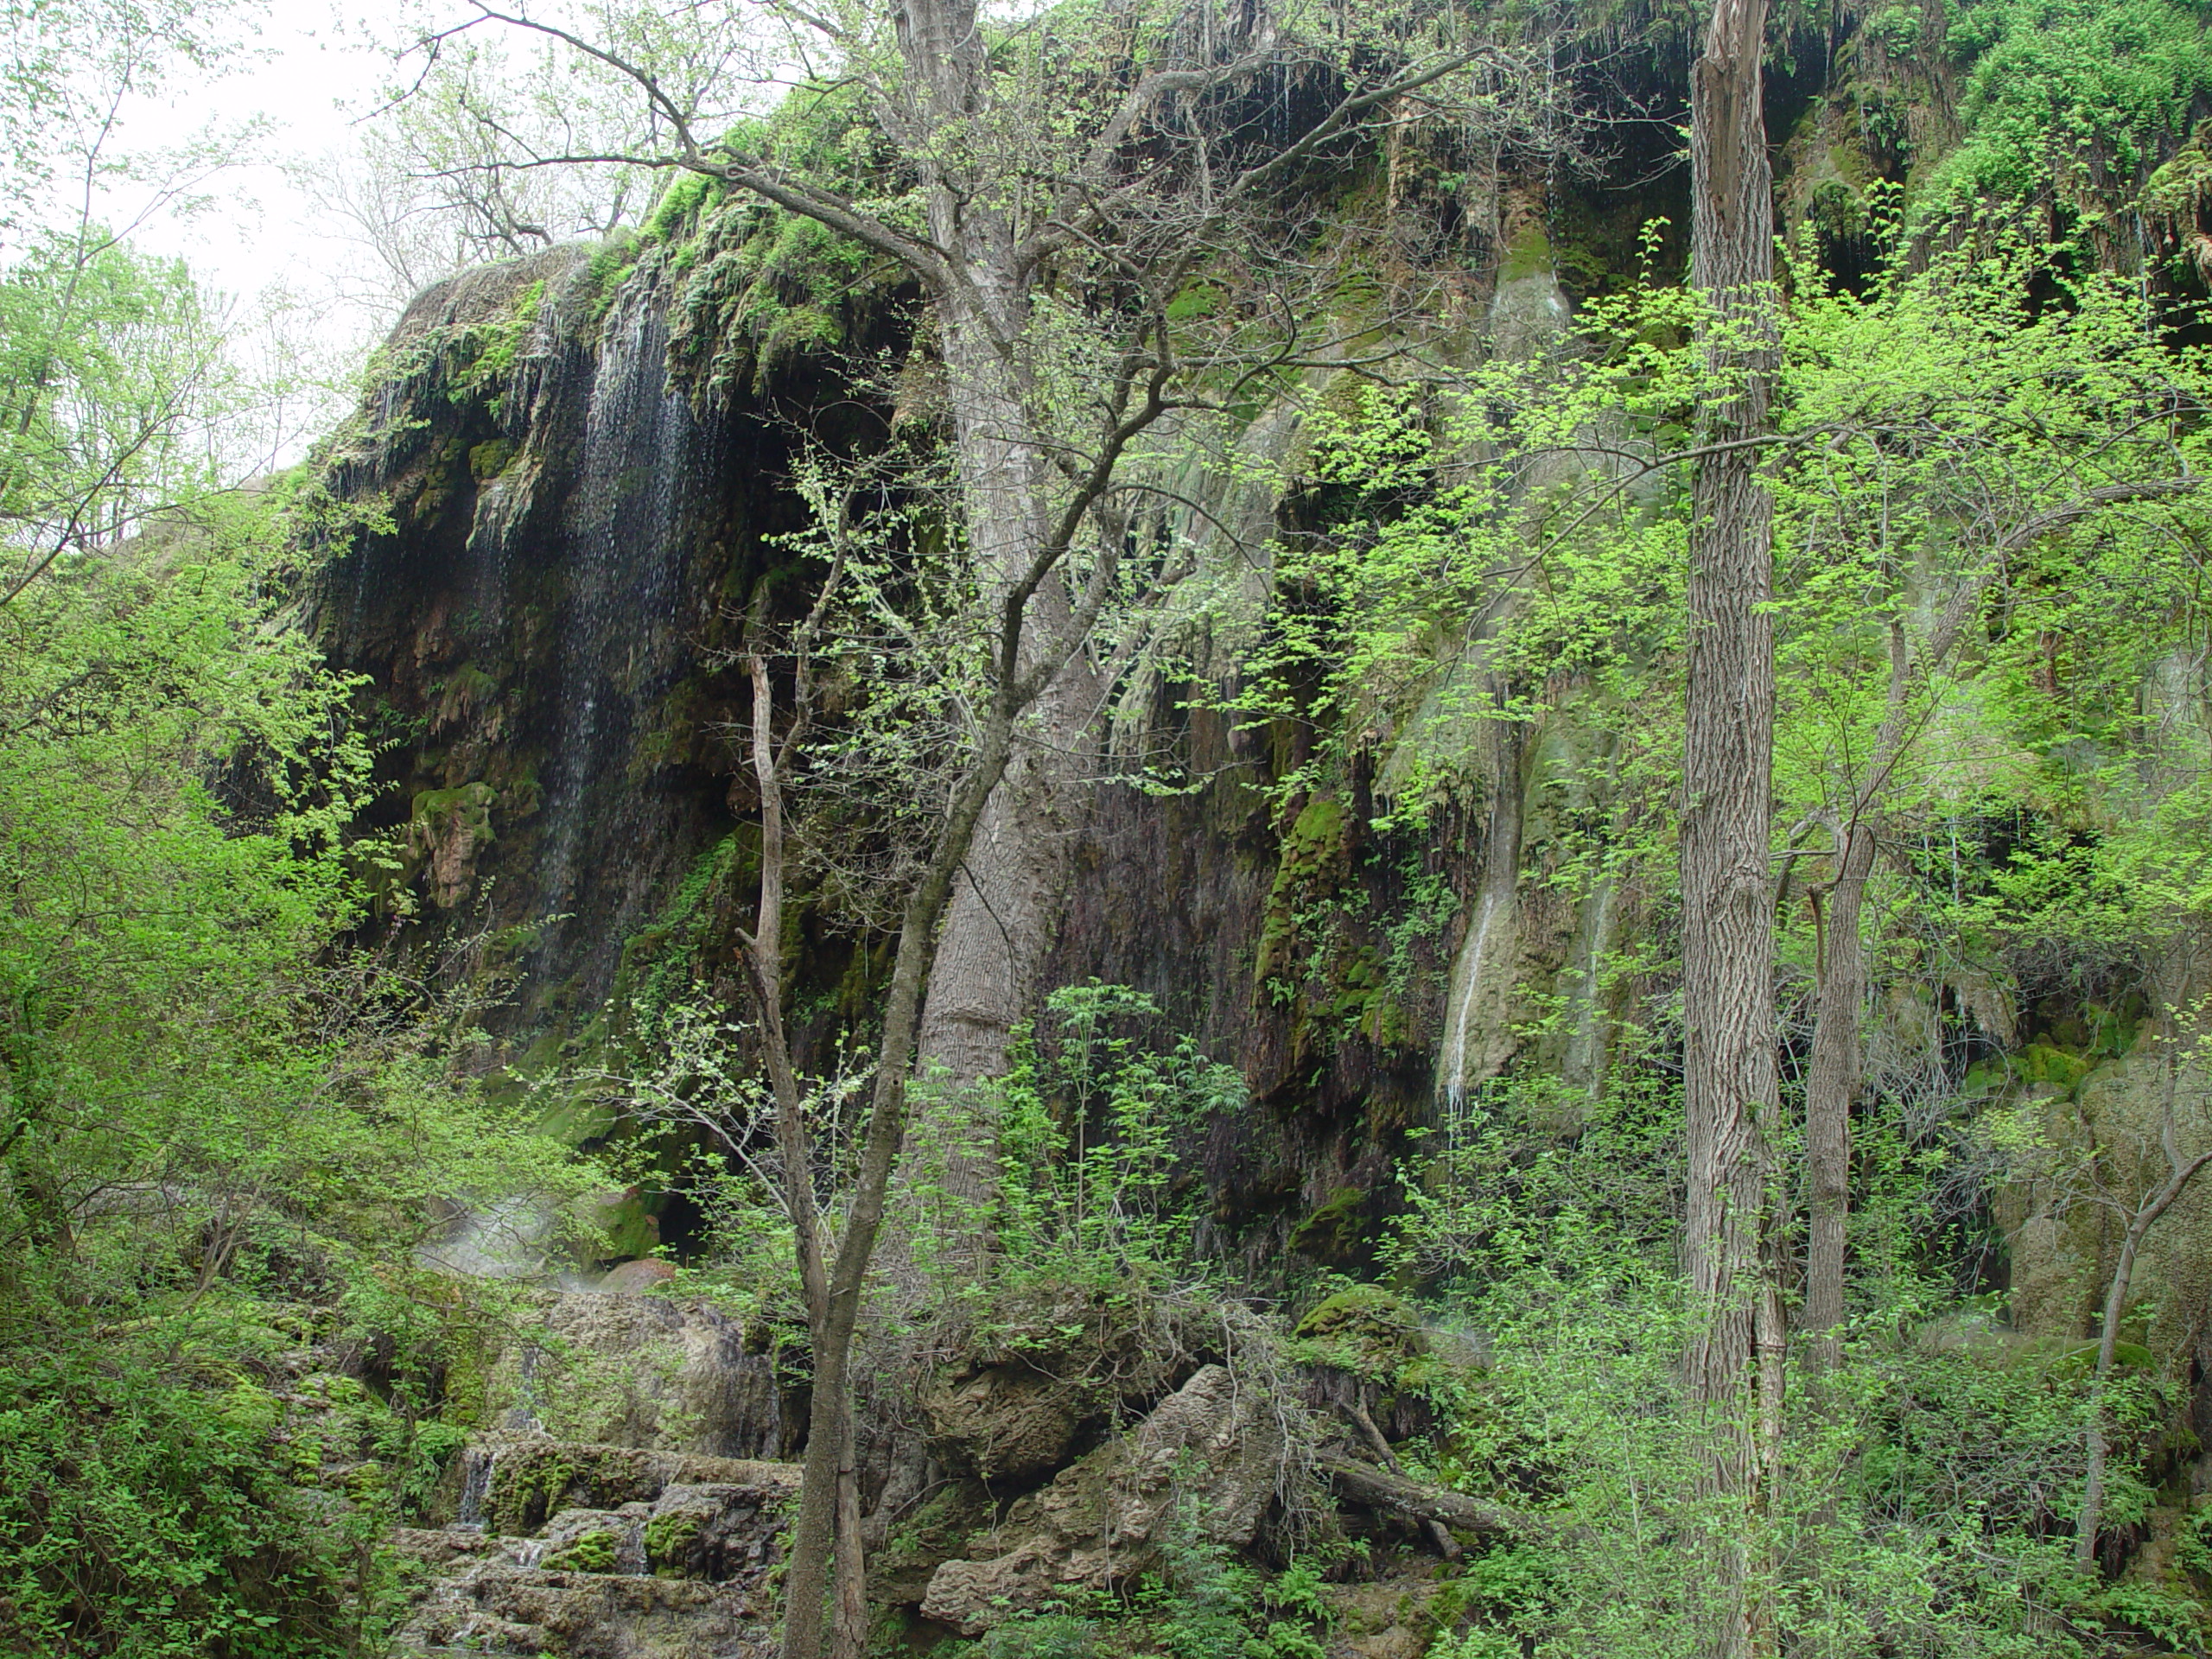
[1288,1185,1370,1263]
[1807,178,1866,247]
[1500,220,1554,284]
[485,1444,670,1532]
[1256,795,1351,987]
[643,170,731,243]
[644,1507,703,1575]
[543,1527,619,1573]
[2049,1339,2158,1378]
[411,781,496,846]
[1292,1284,1426,1379]
[467,438,517,481]
[2016,1042,2094,1093]
[2143,141,2212,218]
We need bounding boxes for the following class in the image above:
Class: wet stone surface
[390,1439,798,1658]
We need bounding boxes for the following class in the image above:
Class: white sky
[128,9,397,344]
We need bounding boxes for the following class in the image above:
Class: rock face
[391,1441,798,1658]
[486,1292,791,1459]
[918,1364,1287,1633]
[922,1363,1088,1482]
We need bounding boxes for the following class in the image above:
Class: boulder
[919,1364,1285,1632]
[600,1257,679,1294]
[486,1292,787,1458]
[390,1439,796,1658]
[924,1363,1086,1480]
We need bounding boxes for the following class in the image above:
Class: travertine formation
[390,1440,799,1659]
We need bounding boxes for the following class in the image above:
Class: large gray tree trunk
[1681,2,1783,1655]
[895,14,1100,1091]
[914,308,1096,1087]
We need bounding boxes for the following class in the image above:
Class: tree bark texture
[899,10,1101,1094]
[1682,3,1783,1656]
[913,340,1099,1087]
[1315,1454,1543,1540]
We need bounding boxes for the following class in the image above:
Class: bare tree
[722,435,1187,1659]
[1680,0,1783,1654]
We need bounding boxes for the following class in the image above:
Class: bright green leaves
[1931,0,2212,225]
[990,982,1245,1287]
[0,236,234,594]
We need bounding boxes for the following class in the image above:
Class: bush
[0,1343,346,1657]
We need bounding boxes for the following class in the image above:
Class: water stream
[454,1446,494,1531]
[1560,879,1619,1100]
[1436,739,1523,1122]
[532,282,715,944]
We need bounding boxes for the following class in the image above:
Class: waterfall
[1435,742,1523,1119]
[1560,880,1619,1103]
[502,1343,545,1435]
[454,1446,494,1531]
[1429,250,1572,1118]
[1437,880,1507,1118]
[533,281,716,941]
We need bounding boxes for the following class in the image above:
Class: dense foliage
[10,0,2212,1656]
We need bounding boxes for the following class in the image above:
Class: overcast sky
[124,10,391,336]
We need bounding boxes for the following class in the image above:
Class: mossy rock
[2048,1340,2158,1380]
[2016,1042,2094,1093]
[1293,1284,1426,1381]
[485,1444,669,1532]
[543,1528,619,1573]
[1256,794,1354,988]
[644,1507,703,1576]
[411,781,497,842]
[1289,1185,1370,1264]
[467,437,517,481]
[1499,219,1554,283]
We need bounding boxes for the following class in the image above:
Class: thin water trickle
[454,1446,493,1531]
[1561,880,1618,1096]
[1438,880,1504,1121]
[502,1343,545,1435]
[1435,735,1522,1118]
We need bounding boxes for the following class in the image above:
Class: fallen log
[1316,1453,1546,1541]
[1337,1402,1462,1560]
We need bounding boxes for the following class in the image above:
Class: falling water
[1560,880,1619,1101]
[454,1446,494,1531]
[1437,880,1506,1120]
[502,1343,545,1435]
[1435,748,1523,1122]
[531,281,715,944]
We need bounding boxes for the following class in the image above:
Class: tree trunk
[912,295,1101,1095]
[779,703,1022,1659]
[1794,486,2202,1372]
[1801,822,1873,1369]
[1682,3,1782,1656]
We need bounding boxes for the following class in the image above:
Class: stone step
[390,1443,799,1656]
[448,1436,801,1535]
[391,1565,779,1657]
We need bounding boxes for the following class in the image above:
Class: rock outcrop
[391,1441,798,1658]
[485,1291,791,1459]
[918,1364,1288,1632]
